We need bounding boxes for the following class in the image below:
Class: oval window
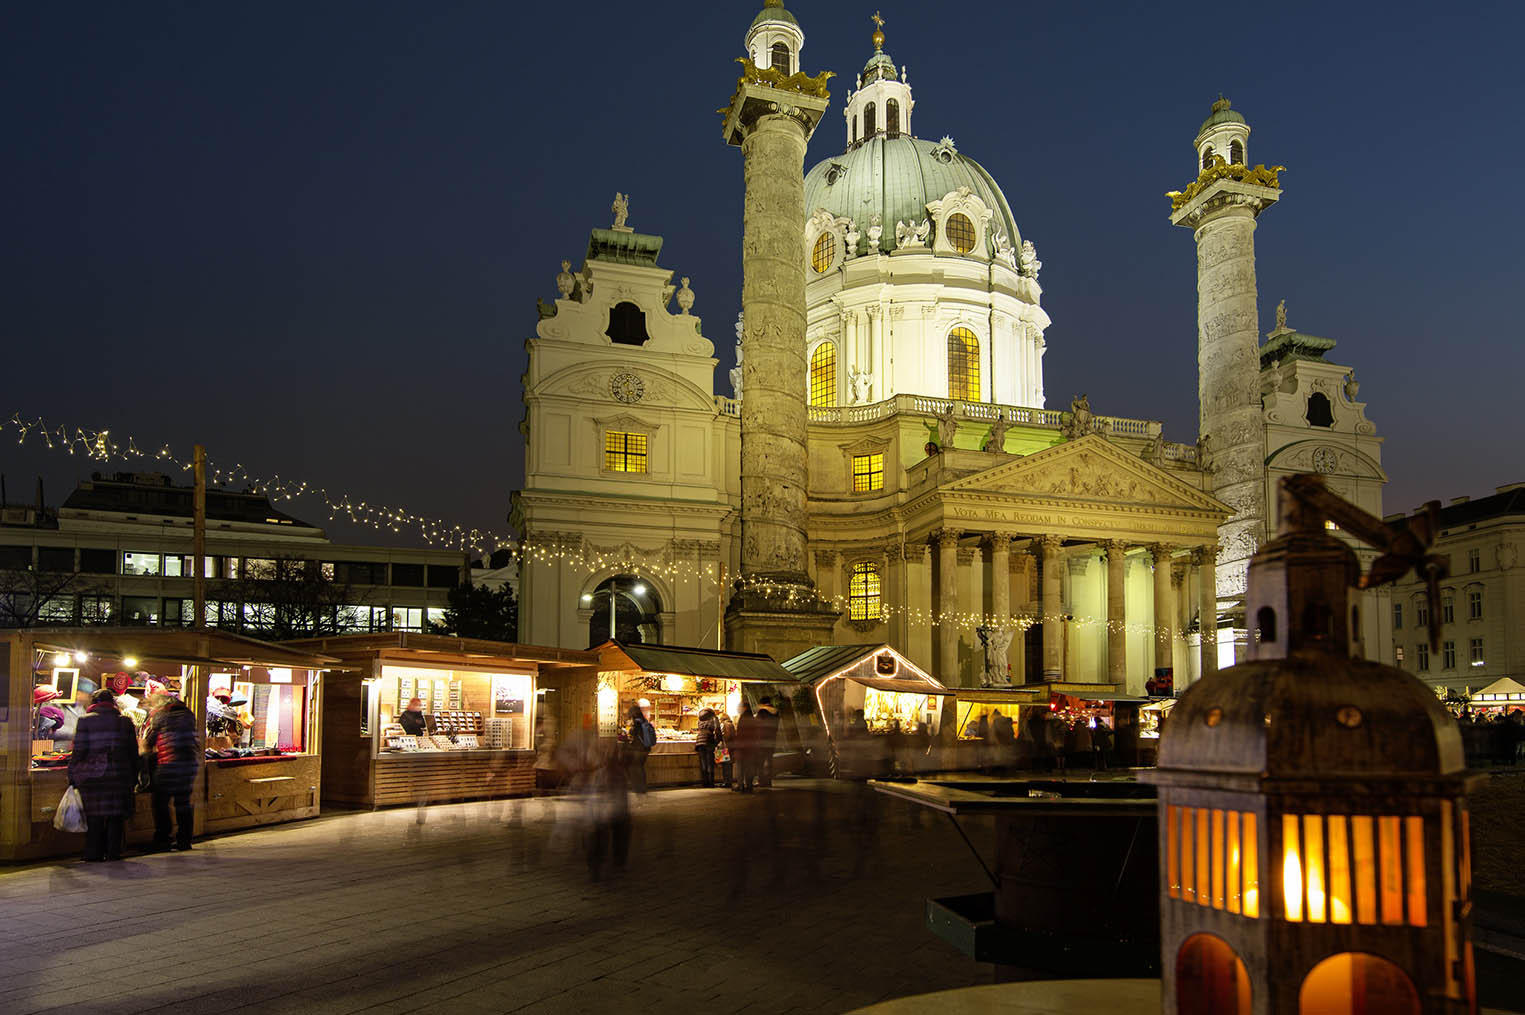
[811,231,836,273]
[946,212,976,253]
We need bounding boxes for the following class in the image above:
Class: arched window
[1230,139,1245,164]
[864,102,876,137]
[947,327,980,402]
[584,576,662,647]
[849,561,882,622]
[809,341,838,406]
[770,42,791,75]
[1298,953,1419,1015]
[886,98,900,136]
[811,231,836,273]
[945,212,976,253]
[1202,146,1216,170]
[1305,392,1334,428]
[606,301,650,345]
[1176,934,1251,1015]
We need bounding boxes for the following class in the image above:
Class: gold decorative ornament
[720,56,835,117]
[1167,153,1286,211]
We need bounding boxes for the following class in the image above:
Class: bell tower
[1168,97,1284,654]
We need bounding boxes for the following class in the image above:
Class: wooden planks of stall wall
[373,753,535,807]
[320,667,375,808]
[204,755,321,834]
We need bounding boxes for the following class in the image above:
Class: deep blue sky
[3,1,1521,549]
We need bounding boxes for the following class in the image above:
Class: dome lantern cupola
[1195,95,1250,171]
[843,11,912,146]
[745,0,805,77]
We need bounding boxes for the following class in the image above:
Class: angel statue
[611,192,630,230]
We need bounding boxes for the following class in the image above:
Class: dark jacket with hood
[694,709,719,751]
[68,702,140,818]
[144,699,201,793]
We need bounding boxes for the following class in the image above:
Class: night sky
[4,1,1521,550]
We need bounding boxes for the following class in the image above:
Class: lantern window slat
[1405,816,1427,928]
[1283,813,1304,922]
[1196,807,1212,908]
[1380,816,1405,925]
[1181,806,1196,904]
[1211,809,1226,910]
[1352,815,1378,925]
[1304,815,1328,923]
[1167,805,1181,900]
[1328,815,1353,925]
[1242,812,1260,918]
[1226,810,1242,915]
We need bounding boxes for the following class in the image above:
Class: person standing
[68,689,139,862]
[717,712,736,788]
[732,702,757,792]
[754,697,780,787]
[694,707,719,788]
[141,693,201,852]
[398,697,427,737]
[625,700,656,794]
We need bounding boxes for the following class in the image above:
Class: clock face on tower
[1312,447,1338,474]
[609,371,644,404]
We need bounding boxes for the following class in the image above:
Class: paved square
[0,782,997,1015]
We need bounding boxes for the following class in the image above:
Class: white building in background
[513,5,1392,690]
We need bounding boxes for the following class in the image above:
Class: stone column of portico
[936,530,961,684]
[866,304,883,401]
[1152,544,1176,681]
[1104,540,1128,688]
[988,533,1013,685]
[1195,544,1219,681]
[721,53,837,656]
[1038,534,1064,679]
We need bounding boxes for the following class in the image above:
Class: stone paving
[0,781,999,1015]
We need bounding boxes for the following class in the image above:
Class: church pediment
[941,435,1229,516]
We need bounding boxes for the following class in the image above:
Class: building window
[1201,146,1215,170]
[945,212,976,253]
[1392,602,1402,630]
[770,42,790,75]
[848,561,881,622]
[1230,140,1244,164]
[1415,596,1429,629]
[1442,641,1456,669]
[886,98,900,136]
[852,453,884,493]
[1441,595,1454,624]
[1468,548,1480,573]
[606,302,651,346]
[1415,642,1429,672]
[809,342,837,406]
[851,117,858,144]
[811,231,835,273]
[1305,392,1334,428]
[864,102,876,136]
[122,551,161,576]
[1470,638,1484,667]
[604,431,649,473]
[947,327,980,402]
[80,595,113,624]
[392,563,425,587]
[1468,588,1483,620]
[39,596,75,623]
[38,547,74,573]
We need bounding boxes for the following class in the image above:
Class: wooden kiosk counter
[291,633,597,809]
[0,628,337,862]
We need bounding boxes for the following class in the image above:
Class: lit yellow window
[945,212,976,253]
[848,561,881,621]
[947,327,980,402]
[852,453,884,493]
[811,231,836,273]
[604,431,648,473]
[809,341,837,406]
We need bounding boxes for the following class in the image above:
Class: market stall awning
[949,688,1046,705]
[1471,677,1525,702]
[29,628,339,670]
[850,676,954,695]
[287,633,596,670]
[595,641,792,682]
[781,644,946,691]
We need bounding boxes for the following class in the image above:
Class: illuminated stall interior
[781,644,950,740]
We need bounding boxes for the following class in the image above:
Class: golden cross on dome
[871,10,884,29]
[870,10,885,50]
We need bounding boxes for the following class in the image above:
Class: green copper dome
[750,1,798,32]
[804,135,1022,257]
[861,49,897,83]
[1199,96,1246,134]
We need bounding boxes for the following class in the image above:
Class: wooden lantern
[1144,476,1481,1014]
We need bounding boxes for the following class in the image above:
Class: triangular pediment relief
[942,435,1229,516]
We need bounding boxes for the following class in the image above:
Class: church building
[512,2,1390,694]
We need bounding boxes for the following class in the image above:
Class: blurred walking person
[585,739,631,882]
[68,689,139,862]
[717,711,736,788]
[732,702,758,792]
[625,700,656,794]
[695,707,719,788]
[755,696,780,787]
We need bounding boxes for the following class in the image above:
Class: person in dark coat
[754,697,780,787]
[717,712,736,788]
[398,697,427,737]
[142,695,201,851]
[67,689,140,862]
[625,700,655,794]
[732,702,758,793]
[694,708,719,788]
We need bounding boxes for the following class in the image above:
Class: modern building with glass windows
[0,471,465,635]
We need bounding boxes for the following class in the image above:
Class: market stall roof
[1016,680,1149,703]
[595,640,792,682]
[1472,677,1525,701]
[285,633,596,671]
[852,676,955,695]
[780,644,946,690]
[951,687,1046,705]
[21,627,339,670]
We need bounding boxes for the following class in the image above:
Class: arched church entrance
[584,575,662,648]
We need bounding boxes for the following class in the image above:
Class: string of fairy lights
[4,411,1186,638]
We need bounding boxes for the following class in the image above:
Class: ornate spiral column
[1195,544,1218,681]
[1152,544,1176,683]
[1105,539,1128,688]
[1038,534,1064,679]
[937,530,961,684]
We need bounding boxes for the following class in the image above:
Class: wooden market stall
[780,644,954,778]
[946,686,1045,771]
[0,628,337,861]
[591,641,793,787]
[290,633,598,809]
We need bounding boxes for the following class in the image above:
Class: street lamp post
[581,583,647,643]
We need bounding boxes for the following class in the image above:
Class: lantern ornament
[1144,475,1481,1014]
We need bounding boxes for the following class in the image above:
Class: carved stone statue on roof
[611,192,630,231]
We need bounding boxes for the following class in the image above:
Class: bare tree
[218,556,375,641]
[0,569,110,628]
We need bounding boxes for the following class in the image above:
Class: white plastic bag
[53,785,86,834]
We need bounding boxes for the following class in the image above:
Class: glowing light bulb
[52,653,69,667]
[73,651,88,664]
[123,656,139,669]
